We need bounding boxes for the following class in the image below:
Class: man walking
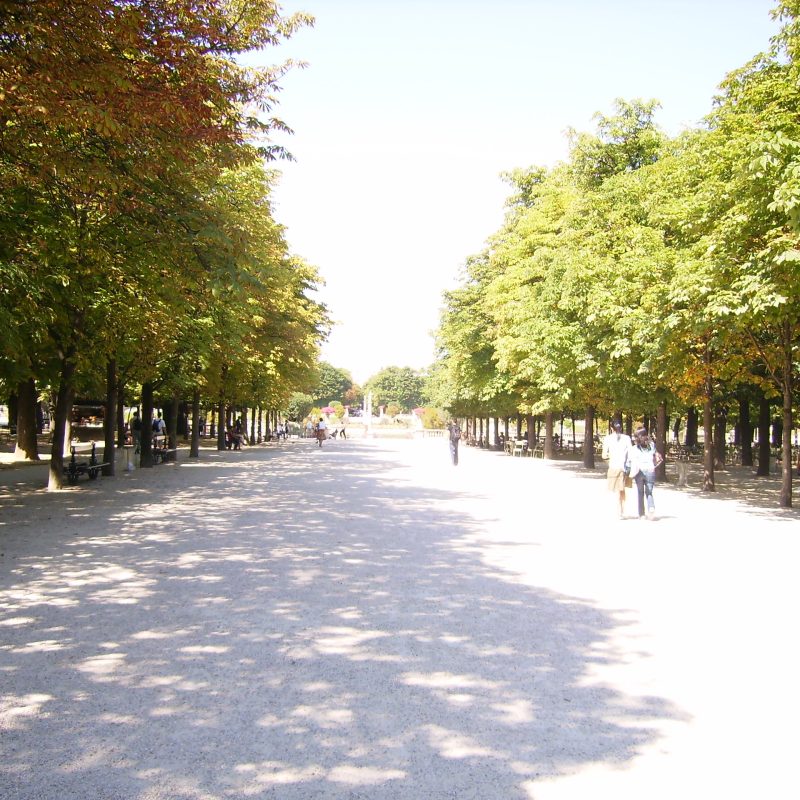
[448,420,461,466]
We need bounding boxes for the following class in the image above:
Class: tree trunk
[116,383,126,448]
[140,382,155,468]
[526,414,535,452]
[714,403,727,469]
[702,370,715,491]
[686,406,698,448]
[516,414,522,438]
[772,416,782,447]
[739,394,753,467]
[656,400,667,482]
[47,361,76,490]
[258,407,263,443]
[757,395,771,476]
[7,391,18,435]
[780,334,793,508]
[582,405,595,469]
[672,414,682,443]
[102,359,116,476]
[14,377,39,460]
[178,401,189,439]
[544,411,554,459]
[250,404,256,446]
[217,398,226,450]
[166,394,179,462]
[190,389,201,458]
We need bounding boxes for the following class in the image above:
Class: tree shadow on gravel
[1,442,686,799]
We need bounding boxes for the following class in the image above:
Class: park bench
[65,442,109,484]
[151,434,177,463]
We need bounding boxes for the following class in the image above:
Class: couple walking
[602,420,663,520]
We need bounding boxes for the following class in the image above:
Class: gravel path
[1,438,799,799]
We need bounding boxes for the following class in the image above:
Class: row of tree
[0,1,330,488]
[430,1,800,507]
[287,363,428,420]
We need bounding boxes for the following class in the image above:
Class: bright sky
[255,0,778,385]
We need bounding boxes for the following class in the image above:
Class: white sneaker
[647,510,655,520]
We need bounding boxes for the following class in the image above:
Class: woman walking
[630,427,662,520]
[602,420,632,519]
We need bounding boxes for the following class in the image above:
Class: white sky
[253,0,778,385]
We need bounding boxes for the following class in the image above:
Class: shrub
[421,407,447,429]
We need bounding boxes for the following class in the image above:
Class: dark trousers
[634,471,655,516]
[449,439,459,465]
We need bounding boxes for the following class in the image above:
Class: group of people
[602,420,663,520]
[305,417,346,446]
[124,410,167,455]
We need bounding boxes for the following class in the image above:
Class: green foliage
[432,6,800,501]
[311,362,353,405]
[0,1,328,487]
[287,392,315,421]
[364,366,425,412]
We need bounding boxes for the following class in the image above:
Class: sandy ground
[1,437,799,799]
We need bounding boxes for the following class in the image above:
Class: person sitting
[225,425,243,450]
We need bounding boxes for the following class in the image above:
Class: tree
[312,362,353,405]
[365,367,425,412]
[0,1,315,488]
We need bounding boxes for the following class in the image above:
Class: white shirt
[602,432,632,470]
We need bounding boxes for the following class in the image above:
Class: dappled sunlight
[327,764,406,785]
[76,652,127,677]
[425,723,503,759]
[1,439,685,798]
[309,626,392,659]
[0,692,54,725]
[233,761,321,787]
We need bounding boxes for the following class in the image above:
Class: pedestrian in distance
[601,419,633,519]
[316,416,327,447]
[131,410,142,453]
[448,419,461,465]
[153,411,166,436]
